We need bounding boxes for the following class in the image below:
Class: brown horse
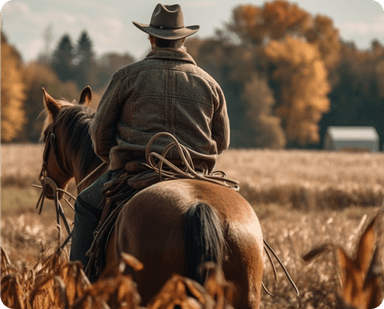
[39,86,264,308]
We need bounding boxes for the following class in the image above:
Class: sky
[1,0,384,63]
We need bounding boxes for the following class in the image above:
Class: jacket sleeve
[212,86,230,154]
[90,72,123,163]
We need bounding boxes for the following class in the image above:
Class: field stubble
[3,144,384,209]
[1,144,384,308]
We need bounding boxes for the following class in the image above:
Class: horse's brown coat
[110,179,264,307]
[40,87,264,308]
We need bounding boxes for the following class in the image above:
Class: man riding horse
[70,3,230,269]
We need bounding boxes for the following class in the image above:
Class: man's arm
[90,72,123,163]
[212,86,230,154]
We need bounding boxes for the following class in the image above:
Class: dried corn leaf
[60,261,91,306]
[121,252,144,272]
[72,294,110,309]
[1,273,26,309]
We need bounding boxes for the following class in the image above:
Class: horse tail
[184,202,225,285]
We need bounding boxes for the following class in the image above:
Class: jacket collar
[145,48,196,65]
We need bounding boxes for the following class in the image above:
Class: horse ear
[42,87,61,118]
[79,86,92,106]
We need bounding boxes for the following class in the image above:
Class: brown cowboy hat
[132,4,199,40]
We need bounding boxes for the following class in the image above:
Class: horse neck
[75,161,108,194]
[57,119,105,194]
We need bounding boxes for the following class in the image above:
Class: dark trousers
[70,169,135,266]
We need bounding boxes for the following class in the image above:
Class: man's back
[91,48,230,172]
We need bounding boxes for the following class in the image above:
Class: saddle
[83,168,161,282]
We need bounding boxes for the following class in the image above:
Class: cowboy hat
[132,4,199,40]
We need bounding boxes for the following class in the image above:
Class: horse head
[39,86,94,199]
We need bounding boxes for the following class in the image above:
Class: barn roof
[326,126,379,141]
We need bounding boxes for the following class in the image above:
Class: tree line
[1,30,135,142]
[2,0,384,150]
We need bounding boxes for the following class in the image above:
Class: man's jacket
[90,48,230,173]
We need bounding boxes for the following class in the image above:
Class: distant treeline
[2,0,384,149]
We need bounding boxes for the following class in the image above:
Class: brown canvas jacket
[90,48,230,173]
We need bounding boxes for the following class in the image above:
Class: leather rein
[33,123,76,250]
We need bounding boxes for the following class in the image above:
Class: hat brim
[133,21,199,40]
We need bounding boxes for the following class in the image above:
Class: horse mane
[42,99,102,176]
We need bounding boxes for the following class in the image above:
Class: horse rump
[184,202,226,286]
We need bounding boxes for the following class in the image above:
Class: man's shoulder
[188,64,220,87]
[115,59,149,79]
[113,53,221,90]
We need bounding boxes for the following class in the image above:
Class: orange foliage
[228,0,340,69]
[263,36,330,144]
[1,34,27,142]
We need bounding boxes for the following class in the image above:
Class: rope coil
[143,132,240,191]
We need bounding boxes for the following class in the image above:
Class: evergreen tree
[74,30,95,89]
[37,24,54,65]
[23,61,79,142]
[318,40,384,150]
[96,52,135,89]
[51,34,75,82]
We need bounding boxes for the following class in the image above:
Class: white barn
[324,126,380,152]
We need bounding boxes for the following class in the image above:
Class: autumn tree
[262,36,330,145]
[225,0,339,146]
[187,36,285,148]
[227,0,340,69]
[23,61,79,142]
[227,1,310,46]
[1,33,27,142]
[239,72,286,148]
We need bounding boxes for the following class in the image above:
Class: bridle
[39,123,72,183]
[34,122,76,250]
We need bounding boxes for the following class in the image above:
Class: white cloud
[336,14,384,37]
[184,1,216,8]
[21,37,45,59]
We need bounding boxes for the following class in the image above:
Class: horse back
[112,179,263,308]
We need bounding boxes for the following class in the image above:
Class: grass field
[1,144,384,308]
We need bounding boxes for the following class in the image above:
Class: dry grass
[2,144,45,187]
[3,145,384,209]
[216,149,384,209]
[1,144,384,308]
[258,207,384,308]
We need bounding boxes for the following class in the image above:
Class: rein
[34,123,75,249]
[33,177,75,249]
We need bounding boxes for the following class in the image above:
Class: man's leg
[70,170,119,266]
